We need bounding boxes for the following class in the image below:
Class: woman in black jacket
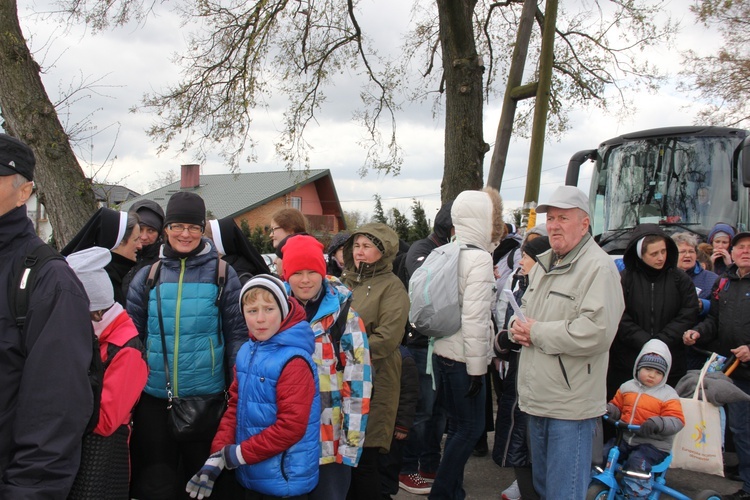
[607,224,699,399]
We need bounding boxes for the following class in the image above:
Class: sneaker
[724,489,750,500]
[501,479,521,500]
[473,439,489,457]
[398,473,432,495]
[419,470,436,482]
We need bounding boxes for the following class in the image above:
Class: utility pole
[486,0,559,230]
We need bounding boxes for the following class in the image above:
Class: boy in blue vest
[187,274,321,499]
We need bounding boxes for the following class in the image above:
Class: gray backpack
[408,242,478,338]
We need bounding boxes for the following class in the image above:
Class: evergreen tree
[392,208,411,242]
[249,225,274,253]
[373,194,388,224]
[410,199,431,241]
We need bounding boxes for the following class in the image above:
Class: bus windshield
[590,135,740,238]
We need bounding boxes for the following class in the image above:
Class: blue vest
[235,321,321,496]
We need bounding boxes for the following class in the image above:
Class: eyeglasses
[167,223,203,235]
[269,226,282,234]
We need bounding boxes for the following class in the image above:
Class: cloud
[8,0,725,225]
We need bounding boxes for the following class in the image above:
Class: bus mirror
[566,149,597,186]
[742,137,750,187]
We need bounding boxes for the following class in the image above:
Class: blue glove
[638,417,664,437]
[186,452,225,499]
[221,444,246,470]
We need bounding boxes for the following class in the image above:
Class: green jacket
[341,223,409,451]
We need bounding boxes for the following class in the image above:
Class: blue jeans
[401,346,445,475]
[528,415,596,500]
[728,378,750,493]
[428,356,485,500]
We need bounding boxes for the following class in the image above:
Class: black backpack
[9,242,104,434]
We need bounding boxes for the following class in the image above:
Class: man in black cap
[685,231,750,500]
[0,133,94,497]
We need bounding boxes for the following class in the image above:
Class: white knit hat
[239,274,290,320]
[66,247,115,312]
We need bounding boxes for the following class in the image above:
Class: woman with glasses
[673,231,720,369]
[126,191,247,499]
[269,208,309,277]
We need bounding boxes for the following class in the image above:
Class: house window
[290,196,302,210]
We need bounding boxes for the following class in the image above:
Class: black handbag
[155,281,227,442]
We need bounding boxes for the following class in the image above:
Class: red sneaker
[398,473,432,495]
[419,470,437,482]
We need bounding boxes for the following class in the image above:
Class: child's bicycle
[587,417,721,500]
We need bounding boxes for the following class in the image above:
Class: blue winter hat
[708,223,736,244]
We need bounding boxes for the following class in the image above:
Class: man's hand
[731,345,750,363]
[186,452,225,499]
[464,375,483,398]
[509,318,536,347]
[683,330,700,346]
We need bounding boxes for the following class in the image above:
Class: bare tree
[0,0,98,246]
[679,0,750,127]
[54,0,676,202]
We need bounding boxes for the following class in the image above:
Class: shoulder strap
[11,243,65,330]
[329,297,352,372]
[104,336,146,371]
[215,257,227,306]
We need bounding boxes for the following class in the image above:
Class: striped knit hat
[637,352,668,375]
[239,274,290,321]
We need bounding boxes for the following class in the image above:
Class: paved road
[394,432,741,499]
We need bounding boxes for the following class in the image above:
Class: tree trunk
[0,0,97,247]
[437,0,489,203]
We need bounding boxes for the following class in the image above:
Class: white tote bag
[670,353,724,476]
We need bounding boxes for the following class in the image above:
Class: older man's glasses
[167,223,203,235]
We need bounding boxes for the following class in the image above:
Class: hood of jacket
[341,222,400,281]
[451,190,499,253]
[633,339,672,387]
[525,223,548,239]
[622,223,678,272]
[432,201,454,243]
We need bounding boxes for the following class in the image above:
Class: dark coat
[608,224,699,398]
[695,266,750,380]
[0,206,93,498]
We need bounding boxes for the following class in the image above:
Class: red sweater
[94,307,149,436]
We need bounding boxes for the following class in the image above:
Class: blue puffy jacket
[126,240,247,398]
[235,321,321,496]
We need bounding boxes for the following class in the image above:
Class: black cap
[164,191,206,228]
[732,232,750,246]
[0,134,35,181]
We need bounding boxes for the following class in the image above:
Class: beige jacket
[433,191,498,376]
[515,234,625,419]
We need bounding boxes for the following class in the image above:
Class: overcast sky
[11,0,720,224]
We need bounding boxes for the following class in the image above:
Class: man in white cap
[509,185,625,499]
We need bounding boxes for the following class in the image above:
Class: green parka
[341,223,409,452]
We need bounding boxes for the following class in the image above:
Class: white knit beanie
[66,247,115,312]
[239,274,290,320]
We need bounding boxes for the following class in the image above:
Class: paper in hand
[504,289,526,323]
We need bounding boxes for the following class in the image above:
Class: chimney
[180,164,200,189]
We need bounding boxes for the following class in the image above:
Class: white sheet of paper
[504,289,526,323]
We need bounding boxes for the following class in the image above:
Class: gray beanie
[66,247,115,312]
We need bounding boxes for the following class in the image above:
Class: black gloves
[605,403,621,421]
[638,417,665,437]
[464,375,483,398]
